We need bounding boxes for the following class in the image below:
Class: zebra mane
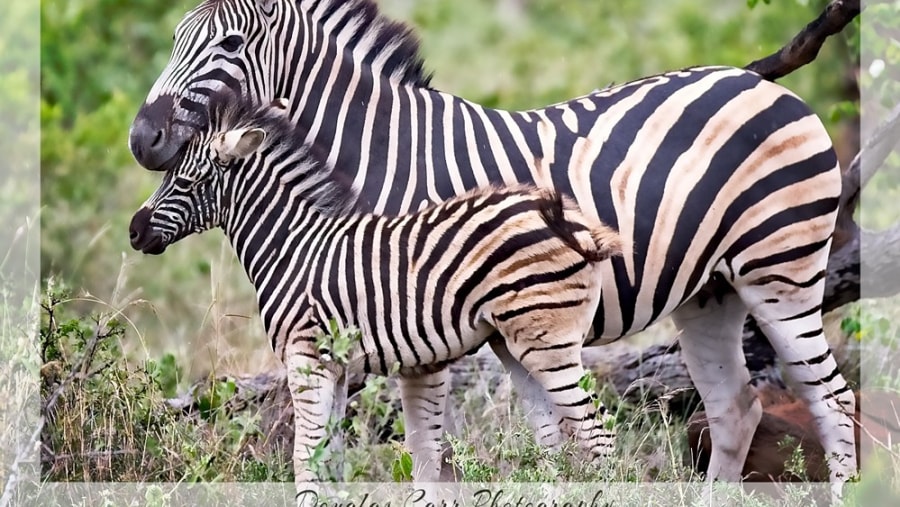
[298,0,433,88]
[208,94,358,215]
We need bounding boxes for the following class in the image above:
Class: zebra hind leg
[397,368,451,482]
[502,333,615,466]
[672,292,761,483]
[737,269,856,497]
[487,337,565,449]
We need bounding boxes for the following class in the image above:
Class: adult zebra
[128,0,856,493]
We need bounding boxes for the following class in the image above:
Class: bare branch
[45,450,137,462]
[43,321,116,415]
[824,224,860,309]
[862,224,900,299]
[744,0,860,81]
[838,103,900,221]
[858,103,900,191]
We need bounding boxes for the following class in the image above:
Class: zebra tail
[535,189,622,263]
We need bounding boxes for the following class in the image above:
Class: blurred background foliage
[39,0,859,381]
[860,1,900,231]
[2,1,40,492]
[2,0,39,263]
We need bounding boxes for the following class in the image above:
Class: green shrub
[39,279,291,482]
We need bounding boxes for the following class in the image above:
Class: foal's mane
[208,93,359,215]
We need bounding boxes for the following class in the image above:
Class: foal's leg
[397,368,451,482]
[500,329,615,463]
[488,338,565,448]
[284,338,339,486]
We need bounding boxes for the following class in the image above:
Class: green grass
[17,272,900,505]
[34,280,704,485]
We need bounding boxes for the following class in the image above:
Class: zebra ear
[271,98,290,115]
[217,128,267,161]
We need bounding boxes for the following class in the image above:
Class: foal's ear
[214,128,267,161]
[271,97,290,113]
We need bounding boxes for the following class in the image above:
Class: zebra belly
[347,317,495,377]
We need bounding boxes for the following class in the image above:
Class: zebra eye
[173,176,194,189]
[219,34,244,53]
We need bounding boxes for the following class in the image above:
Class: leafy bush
[39,279,292,482]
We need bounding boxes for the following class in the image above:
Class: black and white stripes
[131,97,621,483]
[128,0,857,496]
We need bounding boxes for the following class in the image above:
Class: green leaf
[391,449,414,482]
[840,315,861,337]
[577,371,597,392]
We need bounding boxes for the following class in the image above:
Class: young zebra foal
[129,97,622,485]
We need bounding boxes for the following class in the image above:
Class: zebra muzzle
[129,94,186,171]
[129,207,167,255]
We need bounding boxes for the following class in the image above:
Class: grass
[5,262,897,506]
[36,278,294,484]
[20,264,900,489]
[29,260,701,483]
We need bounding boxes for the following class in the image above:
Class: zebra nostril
[129,207,154,250]
[129,95,183,170]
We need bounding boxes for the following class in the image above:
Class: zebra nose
[129,95,182,171]
[129,207,154,250]
[129,117,169,170]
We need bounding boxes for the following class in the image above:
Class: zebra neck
[293,78,539,215]
[219,170,355,297]
[270,1,547,215]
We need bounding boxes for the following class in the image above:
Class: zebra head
[129,0,280,171]
[131,0,431,172]
[128,97,285,255]
[129,96,345,255]
[128,129,254,255]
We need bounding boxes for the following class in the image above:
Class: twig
[43,321,115,415]
[45,449,137,462]
[745,0,861,81]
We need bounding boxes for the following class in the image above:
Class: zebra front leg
[397,368,451,482]
[284,339,340,487]
[672,292,760,483]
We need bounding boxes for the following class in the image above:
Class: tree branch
[857,103,900,194]
[744,0,860,81]
[862,224,900,299]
